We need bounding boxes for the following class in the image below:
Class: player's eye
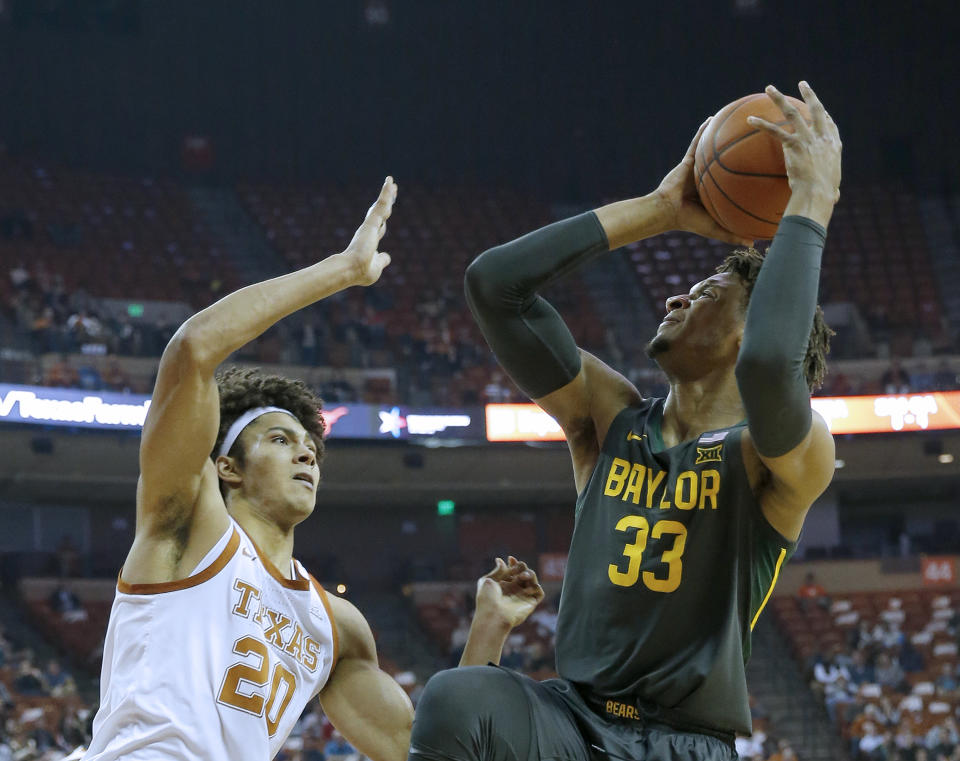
[273,435,287,444]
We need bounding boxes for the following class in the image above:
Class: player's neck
[661,370,744,448]
[229,500,297,579]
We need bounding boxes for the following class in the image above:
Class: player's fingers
[798,81,829,135]
[484,557,505,580]
[685,117,712,158]
[746,115,796,146]
[364,177,396,225]
[764,85,811,139]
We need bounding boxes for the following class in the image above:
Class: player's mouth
[659,316,682,327]
[292,472,315,489]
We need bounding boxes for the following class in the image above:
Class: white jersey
[85,519,338,761]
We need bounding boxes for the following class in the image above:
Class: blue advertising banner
[0,384,486,441]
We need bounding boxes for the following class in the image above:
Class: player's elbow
[162,322,217,374]
[464,249,496,308]
[464,245,522,315]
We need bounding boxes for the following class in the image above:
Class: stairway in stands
[748,616,849,761]
[187,186,289,285]
[917,195,960,339]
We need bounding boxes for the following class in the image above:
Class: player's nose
[294,445,315,466]
[665,294,690,313]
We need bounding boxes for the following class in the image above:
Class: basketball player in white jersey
[82,178,545,761]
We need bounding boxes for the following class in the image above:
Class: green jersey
[555,398,795,735]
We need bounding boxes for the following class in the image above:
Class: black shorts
[408,666,738,761]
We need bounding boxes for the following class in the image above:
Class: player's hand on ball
[748,82,841,205]
[343,176,396,286]
[476,556,545,629]
[654,120,754,247]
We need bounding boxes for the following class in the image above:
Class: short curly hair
[212,367,326,467]
[717,247,834,391]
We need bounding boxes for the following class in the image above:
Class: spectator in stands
[77,359,104,391]
[898,637,926,673]
[848,647,875,686]
[767,739,798,761]
[734,723,767,759]
[324,729,360,761]
[43,355,79,388]
[8,261,32,290]
[300,703,333,761]
[42,658,76,697]
[912,361,936,391]
[934,359,958,391]
[934,661,959,698]
[0,680,12,713]
[102,359,133,392]
[483,371,513,403]
[850,619,875,651]
[47,584,87,622]
[825,675,857,722]
[874,619,906,650]
[857,721,887,759]
[893,720,919,758]
[529,598,559,636]
[12,658,47,697]
[797,571,830,611]
[875,652,906,692]
[881,359,912,394]
[926,718,960,756]
[813,644,851,688]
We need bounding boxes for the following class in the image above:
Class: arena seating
[773,588,960,757]
[0,156,240,310]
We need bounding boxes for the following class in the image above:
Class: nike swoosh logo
[627,432,645,442]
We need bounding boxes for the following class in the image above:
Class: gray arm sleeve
[735,215,826,457]
[464,212,609,399]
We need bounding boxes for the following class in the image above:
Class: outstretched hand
[475,556,545,629]
[343,176,397,286]
[747,82,842,225]
[654,121,754,247]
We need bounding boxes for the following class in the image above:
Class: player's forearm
[176,253,360,369]
[735,216,825,456]
[594,192,674,250]
[459,615,511,667]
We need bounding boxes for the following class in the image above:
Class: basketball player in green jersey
[408,82,840,761]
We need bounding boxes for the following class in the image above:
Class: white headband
[218,406,296,458]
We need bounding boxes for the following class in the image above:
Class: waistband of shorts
[576,686,737,750]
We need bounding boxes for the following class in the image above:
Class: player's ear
[216,455,243,487]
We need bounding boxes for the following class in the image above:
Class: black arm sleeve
[735,215,826,457]
[464,212,609,400]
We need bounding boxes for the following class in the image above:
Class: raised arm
[133,179,396,561]
[465,124,748,491]
[735,83,842,540]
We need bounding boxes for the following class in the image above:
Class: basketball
[694,93,812,240]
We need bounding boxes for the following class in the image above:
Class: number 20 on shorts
[608,515,688,593]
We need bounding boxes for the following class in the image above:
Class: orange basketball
[694,93,811,240]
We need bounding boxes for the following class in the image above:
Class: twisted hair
[716,247,834,391]
[212,367,326,466]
